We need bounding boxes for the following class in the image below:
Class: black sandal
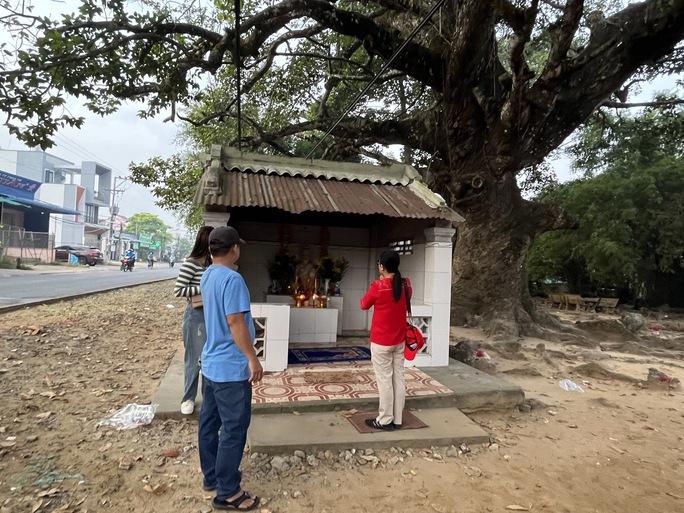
[365,419,394,431]
[213,491,260,511]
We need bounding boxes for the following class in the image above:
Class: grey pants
[182,304,206,403]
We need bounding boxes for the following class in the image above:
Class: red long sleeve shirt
[360,277,412,346]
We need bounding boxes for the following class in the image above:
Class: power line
[53,133,126,175]
[305,0,447,159]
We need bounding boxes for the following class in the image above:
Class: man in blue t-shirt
[198,226,263,511]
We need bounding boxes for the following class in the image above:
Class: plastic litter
[98,403,157,430]
[558,379,584,393]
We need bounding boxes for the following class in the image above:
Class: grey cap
[209,226,246,248]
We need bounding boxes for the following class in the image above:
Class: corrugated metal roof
[194,146,463,222]
[219,146,419,185]
[200,169,461,221]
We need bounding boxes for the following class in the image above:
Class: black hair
[188,226,213,267]
[378,249,402,302]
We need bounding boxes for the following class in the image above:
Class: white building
[0,149,112,248]
[195,146,463,371]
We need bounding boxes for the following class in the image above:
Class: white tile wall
[290,308,338,344]
[236,223,456,368]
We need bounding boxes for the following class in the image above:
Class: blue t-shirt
[200,264,255,382]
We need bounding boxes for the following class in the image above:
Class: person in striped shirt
[174,226,213,415]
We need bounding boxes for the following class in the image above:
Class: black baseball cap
[209,226,246,248]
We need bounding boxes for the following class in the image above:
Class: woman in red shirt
[360,250,412,430]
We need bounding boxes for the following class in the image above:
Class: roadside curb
[0,277,175,314]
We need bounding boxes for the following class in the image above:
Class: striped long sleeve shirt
[173,259,205,298]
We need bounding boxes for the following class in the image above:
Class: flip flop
[213,491,260,511]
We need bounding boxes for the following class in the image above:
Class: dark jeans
[198,377,252,500]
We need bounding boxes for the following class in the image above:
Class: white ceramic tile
[408,271,425,303]
[430,302,451,319]
[425,272,451,304]
[431,247,453,274]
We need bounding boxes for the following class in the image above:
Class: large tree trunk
[450,174,566,339]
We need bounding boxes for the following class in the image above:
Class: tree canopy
[1,0,683,336]
[529,106,684,306]
[125,212,173,248]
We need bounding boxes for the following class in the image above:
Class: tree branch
[521,0,684,168]
[241,0,443,87]
[542,0,584,78]
[601,99,684,109]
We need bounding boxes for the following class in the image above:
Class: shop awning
[0,193,81,216]
[0,196,25,207]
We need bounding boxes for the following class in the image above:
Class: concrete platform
[153,350,524,420]
[247,407,490,454]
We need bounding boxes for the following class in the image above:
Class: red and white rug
[252,362,452,404]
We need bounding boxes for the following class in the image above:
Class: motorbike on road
[120,256,135,272]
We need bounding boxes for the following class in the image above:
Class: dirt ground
[0,282,682,513]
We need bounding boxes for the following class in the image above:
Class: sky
[0,0,680,229]
[0,103,180,226]
[0,0,183,228]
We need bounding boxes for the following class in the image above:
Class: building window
[44,169,70,184]
[85,204,99,224]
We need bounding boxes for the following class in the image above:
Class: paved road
[0,266,178,308]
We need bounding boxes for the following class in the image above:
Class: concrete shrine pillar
[423,226,456,366]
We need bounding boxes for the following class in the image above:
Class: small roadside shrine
[194,145,463,371]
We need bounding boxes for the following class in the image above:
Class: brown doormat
[303,371,362,384]
[345,410,428,433]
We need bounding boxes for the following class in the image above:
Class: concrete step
[247,407,490,454]
[153,352,524,420]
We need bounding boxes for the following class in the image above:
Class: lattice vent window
[253,317,266,359]
[389,239,414,255]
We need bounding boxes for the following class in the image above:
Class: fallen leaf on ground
[161,448,180,458]
[31,499,43,513]
[608,444,626,454]
[35,411,53,420]
[37,488,60,498]
[143,483,168,495]
[506,506,529,511]
[666,492,684,500]
[98,442,112,452]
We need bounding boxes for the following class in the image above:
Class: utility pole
[107,176,128,260]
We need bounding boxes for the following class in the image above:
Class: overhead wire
[304,0,448,159]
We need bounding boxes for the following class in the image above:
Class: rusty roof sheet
[200,168,462,222]
[194,146,463,222]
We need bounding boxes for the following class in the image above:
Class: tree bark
[450,173,566,339]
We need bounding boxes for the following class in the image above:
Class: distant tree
[529,106,684,306]
[175,234,196,260]
[126,212,173,252]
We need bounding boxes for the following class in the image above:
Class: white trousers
[370,342,406,425]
